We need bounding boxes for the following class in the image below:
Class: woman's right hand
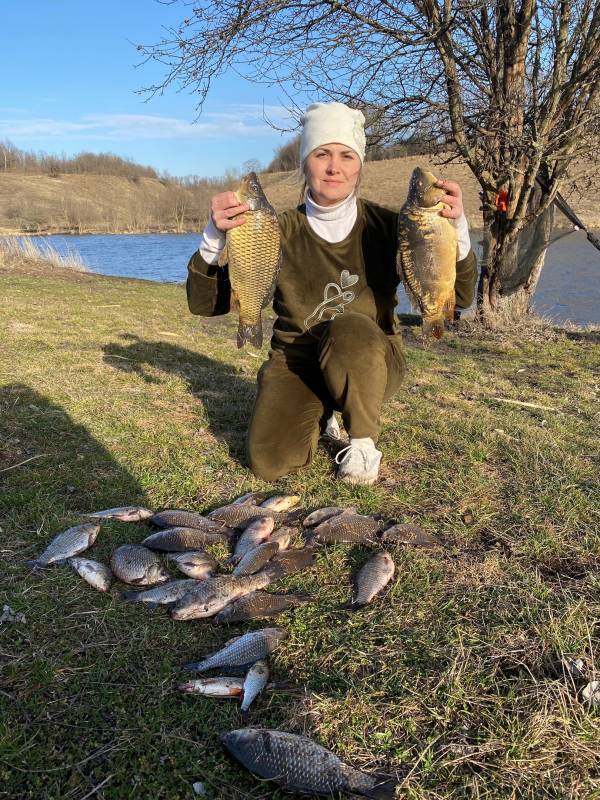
[210,192,250,232]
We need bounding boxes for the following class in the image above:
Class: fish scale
[213,591,311,624]
[207,502,277,529]
[184,628,288,672]
[150,510,227,532]
[170,572,273,620]
[142,527,229,552]
[351,551,396,608]
[220,172,282,349]
[233,540,279,576]
[313,513,381,544]
[26,523,101,568]
[110,544,169,586]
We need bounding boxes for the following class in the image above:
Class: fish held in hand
[122,579,202,607]
[150,510,227,532]
[397,166,457,340]
[381,523,440,548]
[312,512,381,545]
[83,506,153,522]
[345,551,395,610]
[178,677,244,697]
[170,572,272,620]
[240,660,269,719]
[233,541,279,576]
[69,556,113,592]
[214,591,312,624]
[110,544,170,586]
[221,728,397,798]
[219,172,282,349]
[166,550,217,579]
[142,527,229,552]
[26,523,100,568]
[185,627,288,672]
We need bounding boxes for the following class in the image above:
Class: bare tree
[138,0,600,322]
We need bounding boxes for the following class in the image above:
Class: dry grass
[0,236,88,272]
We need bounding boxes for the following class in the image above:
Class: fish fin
[360,777,398,799]
[240,709,249,723]
[218,244,228,268]
[262,561,286,581]
[24,559,45,570]
[237,319,263,349]
[230,287,240,311]
[121,591,142,602]
[422,317,445,340]
[182,661,205,671]
[260,250,282,309]
[443,290,456,322]
[288,592,313,603]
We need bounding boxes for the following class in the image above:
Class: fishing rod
[535,175,600,253]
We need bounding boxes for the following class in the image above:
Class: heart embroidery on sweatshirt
[303,268,359,334]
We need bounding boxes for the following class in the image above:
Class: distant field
[1,156,596,235]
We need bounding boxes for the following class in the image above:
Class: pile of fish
[25,492,440,796]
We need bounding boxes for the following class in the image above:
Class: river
[28,229,600,326]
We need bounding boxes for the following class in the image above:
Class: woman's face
[304,143,361,206]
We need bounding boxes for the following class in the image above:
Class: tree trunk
[477,188,555,324]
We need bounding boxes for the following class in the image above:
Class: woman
[186,102,476,485]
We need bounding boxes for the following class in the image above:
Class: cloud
[0,105,297,142]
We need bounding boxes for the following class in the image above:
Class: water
[29,229,600,326]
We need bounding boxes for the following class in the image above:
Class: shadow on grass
[0,383,148,556]
[102,333,256,463]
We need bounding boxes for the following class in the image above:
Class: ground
[1,257,599,799]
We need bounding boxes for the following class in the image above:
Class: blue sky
[0,0,300,177]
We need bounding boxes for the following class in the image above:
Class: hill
[2,156,596,235]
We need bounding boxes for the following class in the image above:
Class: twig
[0,454,46,473]
[490,397,558,412]
[78,774,113,800]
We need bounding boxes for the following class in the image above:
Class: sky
[0,0,302,178]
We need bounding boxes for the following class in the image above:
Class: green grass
[1,258,599,799]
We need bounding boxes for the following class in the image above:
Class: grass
[1,253,599,799]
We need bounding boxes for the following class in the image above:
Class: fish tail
[240,708,250,723]
[182,660,207,672]
[24,559,44,570]
[237,319,263,349]
[360,777,398,799]
[422,316,445,340]
[121,591,143,602]
[262,561,286,581]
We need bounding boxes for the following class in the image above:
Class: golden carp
[219,172,282,348]
[397,167,457,339]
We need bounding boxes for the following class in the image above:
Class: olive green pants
[247,313,406,481]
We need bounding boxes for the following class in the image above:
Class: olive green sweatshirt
[186,199,477,348]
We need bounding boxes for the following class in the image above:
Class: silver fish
[142,527,229,552]
[233,541,280,577]
[213,591,312,624]
[313,512,381,545]
[83,506,153,522]
[207,502,276,529]
[110,544,170,586]
[240,660,269,719]
[185,628,288,672]
[122,579,202,607]
[69,556,113,592]
[231,517,275,563]
[348,551,395,609]
[270,526,295,550]
[178,677,244,696]
[171,572,272,620]
[150,510,227,532]
[302,506,346,528]
[260,495,301,512]
[166,550,217,579]
[231,491,268,505]
[381,523,440,548]
[26,523,100,568]
[221,728,396,798]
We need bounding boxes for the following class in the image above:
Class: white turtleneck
[198,190,471,263]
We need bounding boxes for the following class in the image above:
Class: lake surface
[29,230,600,326]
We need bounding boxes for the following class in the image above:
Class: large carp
[397,167,457,339]
[220,172,282,348]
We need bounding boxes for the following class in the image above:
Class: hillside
[2,156,596,235]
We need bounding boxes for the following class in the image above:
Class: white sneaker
[335,437,382,485]
[322,413,342,442]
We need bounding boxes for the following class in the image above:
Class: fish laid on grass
[345,551,395,610]
[264,546,317,579]
[302,506,347,528]
[312,512,381,545]
[185,628,288,672]
[240,660,269,719]
[221,728,396,799]
[231,491,268,505]
[166,551,217,579]
[122,579,202,607]
[230,517,275,563]
[142,527,229,552]
[178,677,244,697]
[381,523,440,548]
[150,510,227,532]
[110,544,170,586]
[269,526,295,550]
[170,572,273,620]
[260,495,301,512]
[26,523,100,568]
[219,171,282,348]
[207,502,276,530]
[83,506,153,522]
[69,556,113,592]
[213,591,312,624]
[233,541,280,576]
[397,166,457,340]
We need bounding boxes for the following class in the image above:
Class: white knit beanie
[300,102,366,164]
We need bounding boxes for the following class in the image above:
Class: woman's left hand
[436,179,464,220]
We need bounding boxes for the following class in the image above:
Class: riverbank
[1,255,599,799]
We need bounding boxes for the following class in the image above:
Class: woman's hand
[210,192,250,232]
[436,179,464,220]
